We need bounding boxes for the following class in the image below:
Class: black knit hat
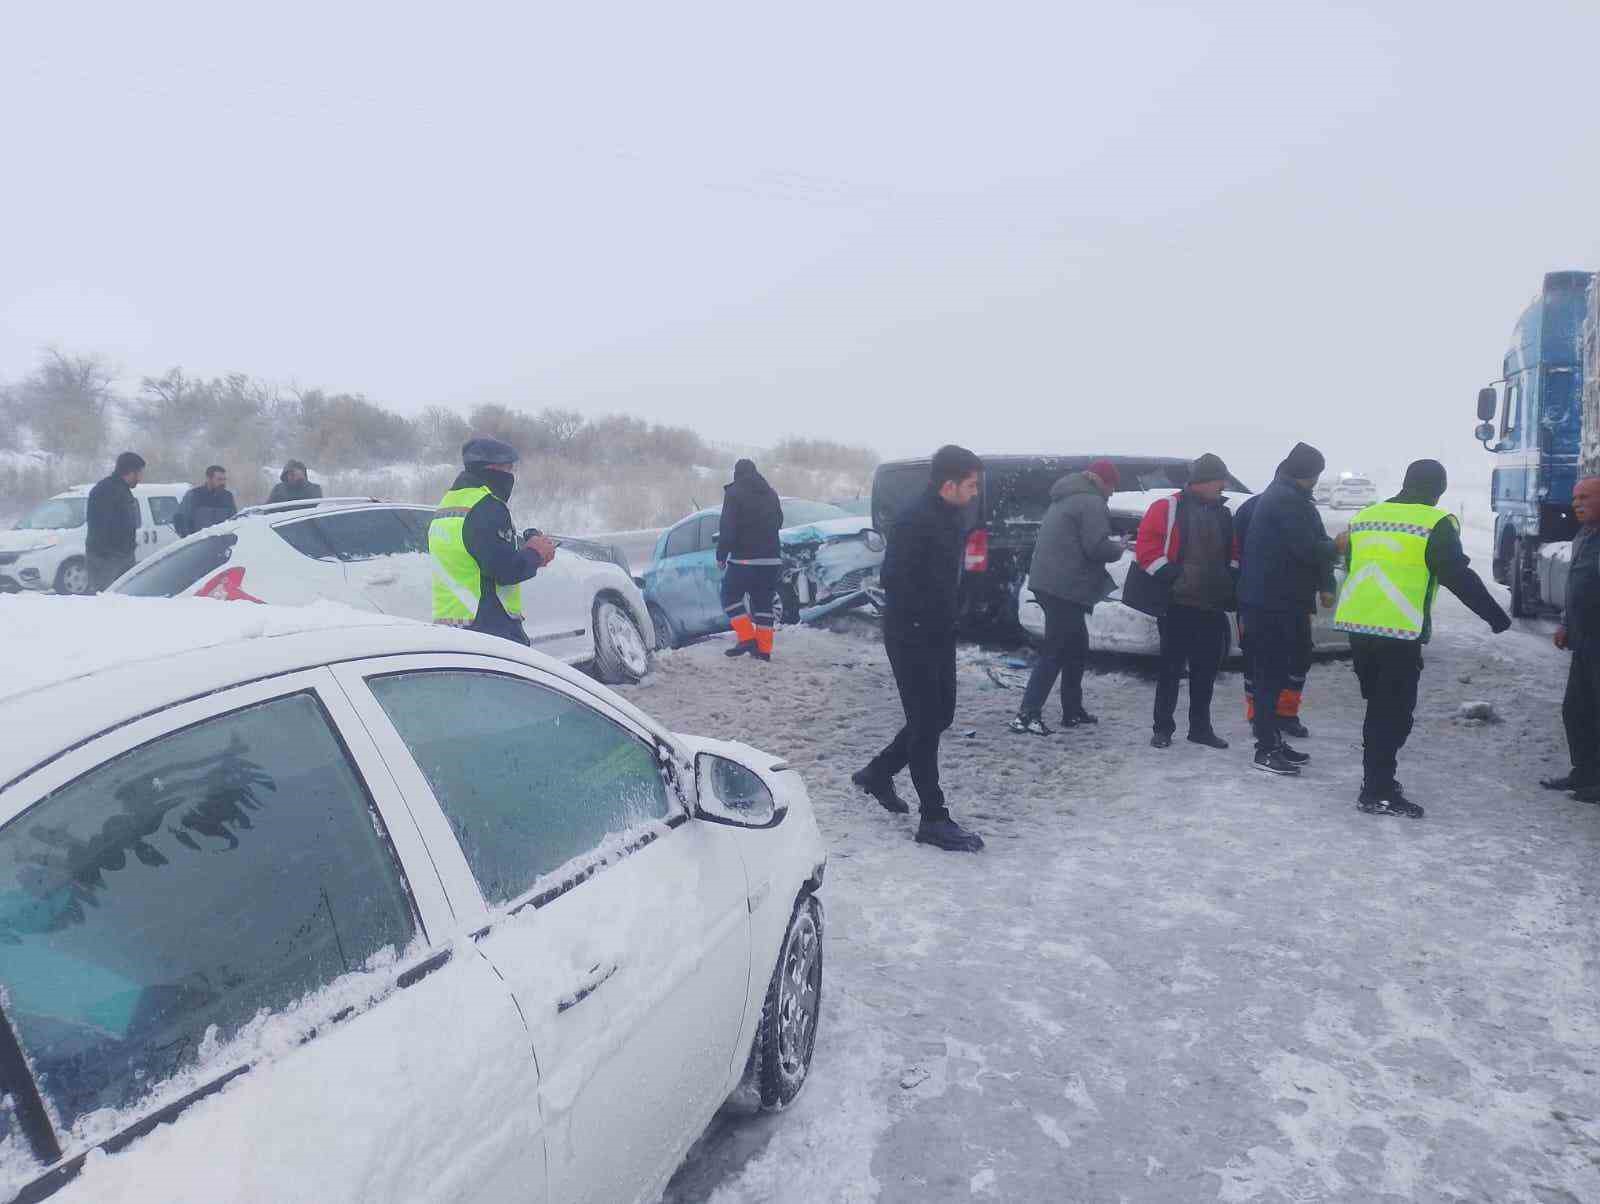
[1402,459,1448,498]
[1188,452,1229,486]
[1277,442,1326,480]
[733,458,758,480]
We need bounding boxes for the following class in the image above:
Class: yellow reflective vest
[429,485,523,625]
[1333,501,1452,641]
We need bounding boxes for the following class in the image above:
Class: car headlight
[863,529,885,553]
[14,539,59,553]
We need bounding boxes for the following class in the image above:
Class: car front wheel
[756,895,822,1110]
[54,557,89,595]
[592,595,652,683]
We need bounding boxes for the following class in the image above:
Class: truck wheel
[591,596,652,684]
[54,558,90,595]
[1508,540,1534,619]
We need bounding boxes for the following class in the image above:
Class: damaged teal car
[638,499,884,649]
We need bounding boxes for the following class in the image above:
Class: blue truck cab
[1474,269,1595,616]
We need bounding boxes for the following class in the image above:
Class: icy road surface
[635,589,1600,1202]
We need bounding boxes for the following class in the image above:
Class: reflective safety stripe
[1346,520,1435,539]
[433,507,474,519]
[728,557,783,566]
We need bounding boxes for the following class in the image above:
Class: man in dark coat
[1337,460,1510,816]
[429,437,557,645]
[853,445,986,852]
[1009,459,1127,735]
[1234,490,1318,739]
[268,460,323,504]
[173,465,237,537]
[85,451,145,592]
[1134,453,1235,749]
[716,459,784,661]
[1543,476,1600,802]
[1238,442,1338,776]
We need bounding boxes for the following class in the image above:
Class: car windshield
[781,500,848,526]
[15,497,87,530]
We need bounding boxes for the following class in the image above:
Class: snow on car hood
[0,594,413,704]
[780,516,874,544]
[0,528,72,551]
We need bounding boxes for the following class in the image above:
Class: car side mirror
[1474,421,1496,445]
[1476,387,1498,421]
[694,754,784,828]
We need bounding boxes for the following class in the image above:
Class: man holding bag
[1130,454,1236,749]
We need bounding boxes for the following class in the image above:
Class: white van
[0,482,188,594]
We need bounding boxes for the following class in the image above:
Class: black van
[870,455,1251,636]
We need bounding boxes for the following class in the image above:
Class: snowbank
[0,595,410,703]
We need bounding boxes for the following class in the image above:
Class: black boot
[1187,730,1229,750]
[725,641,756,658]
[1274,739,1309,765]
[1541,772,1589,791]
[1150,732,1173,749]
[915,815,985,852]
[1061,708,1099,727]
[1278,717,1310,739]
[851,767,909,814]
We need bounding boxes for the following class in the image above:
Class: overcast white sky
[3,1,1599,489]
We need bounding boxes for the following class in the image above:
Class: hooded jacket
[716,462,783,565]
[268,460,324,504]
[1028,473,1125,609]
[1238,478,1338,614]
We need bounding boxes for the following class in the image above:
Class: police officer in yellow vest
[1333,459,1509,818]
[430,436,557,645]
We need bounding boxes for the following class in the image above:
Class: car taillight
[196,567,264,603]
[964,528,989,573]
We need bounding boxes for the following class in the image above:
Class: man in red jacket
[1136,453,1236,749]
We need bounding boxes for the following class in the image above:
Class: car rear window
[113,535,238,597]
[273,509,425,562]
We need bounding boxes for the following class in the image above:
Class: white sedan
[106,498,655,683]
[0,596,826,1204]
[1018,491,1351,655]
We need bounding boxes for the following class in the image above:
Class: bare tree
[17,349,119,458]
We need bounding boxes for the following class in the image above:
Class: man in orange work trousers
[718,459,785,662]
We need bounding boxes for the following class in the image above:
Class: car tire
[777,582,802,626]
[592,595,653,684]
[54,557,90,595]
[1509,539,1534,619]
[753,894,822,1111]
[647,603,678,651]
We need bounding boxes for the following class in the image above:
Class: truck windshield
[14,497,87,530]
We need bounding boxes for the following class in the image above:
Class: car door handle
[557,962,619,1014]
[367,573,398,586]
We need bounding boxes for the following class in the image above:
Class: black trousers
[1153,604,1231,736]
[87,551,135,593]
[721,562,780,629]
[1241,608,1309,751]
[1020,594,1091,719]
[1350,634,1424,789]
[1563,644,1600,785]
[867,634,957,820]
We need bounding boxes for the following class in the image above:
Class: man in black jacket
[173,466,237,536]
[853,445,986,852]
[268,460,323,504]
[1238,443,1338,776]
[85,451,145,592]
[1337,460,1510,817]
[716,459,784,662]
[1543,476,1600,802]
[1234,491,1317,740]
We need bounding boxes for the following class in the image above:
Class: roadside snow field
[645,590,1600,1203]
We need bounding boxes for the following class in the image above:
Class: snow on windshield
[14,497,87,531]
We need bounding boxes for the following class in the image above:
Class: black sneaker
[1357,786,1424,818]
[725,641,756,658]
[915,816,985,852]
[1572,784,1600,804]
[851,768,909,814]
[1151,732,1173,749]
[1008,714,1053,736]
[1275,741,1309,765]
[1278,718,1310,739]
[1253,748,1302,776]
[1541,772,1589,791]
[753,650,772,662]
[1061,708,1099,727]
[1187,730,1229,750]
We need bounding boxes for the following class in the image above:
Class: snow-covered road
[633,588,1600,1202]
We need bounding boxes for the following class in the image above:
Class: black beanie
[1277,442,1326,480]
[1402,459,1448,498]
[1188,452,1229,486]
[733,458,758,481]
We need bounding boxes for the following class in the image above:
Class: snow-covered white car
[0,597,827,1204]
[1018,489,1350,655]
[1326,473,1378,510]
[105,499,656,683]
[0,482,188,595]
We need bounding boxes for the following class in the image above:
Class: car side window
[662,520,697,560]
[273,518,339,561]
[393,509,435,553]
[695,514,721,553]
[366,671,672,906]
[311,510,417,562]
[0,693,417,1132]
[148,496,180,527]
[112,535,238,597]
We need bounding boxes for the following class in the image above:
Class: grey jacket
[1028,473,1125,608]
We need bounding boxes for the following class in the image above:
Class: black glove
[1490,613,1512,634]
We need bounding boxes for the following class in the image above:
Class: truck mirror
[1476,387,1498,421]
[1474,421,1496,445]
